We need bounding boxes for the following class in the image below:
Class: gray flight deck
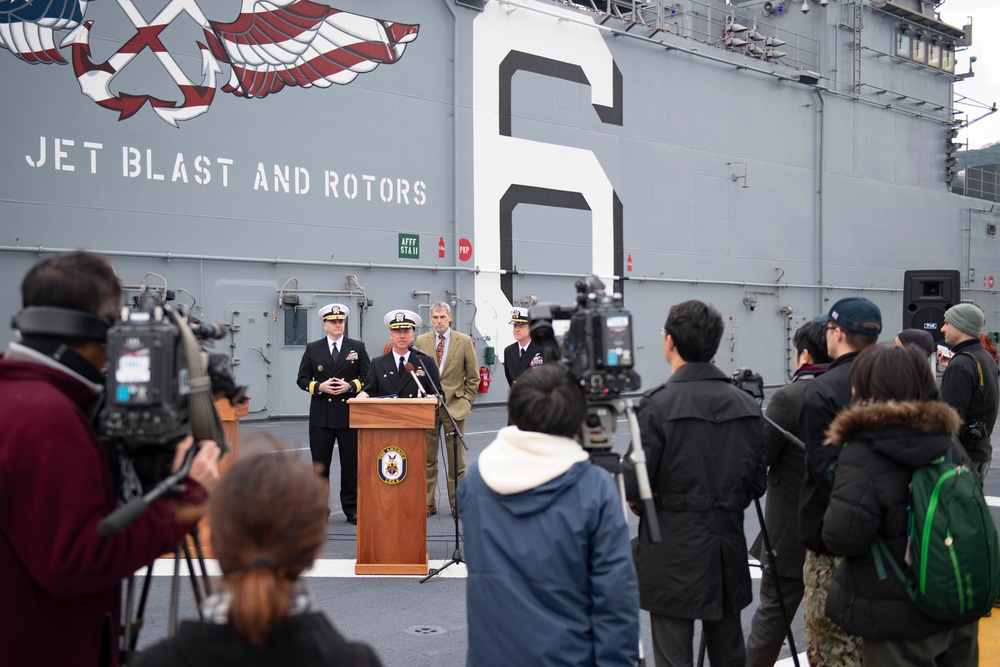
[125,400,1000,666]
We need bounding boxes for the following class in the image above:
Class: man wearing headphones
[0,251,221,667]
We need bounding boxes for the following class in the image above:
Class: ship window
[284,305,308,346]
[928,42,941,69]
[912,37,926,64]
[895,29,911,58]
[942,45,955,73]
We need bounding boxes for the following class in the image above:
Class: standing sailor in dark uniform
[296,303,370,524]
[359,309,441,399]
[502,307,543,387]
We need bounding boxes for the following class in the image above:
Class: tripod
[121,527,214,665]
[694,492,800,667]
[99,444,217,664]
[412,354,467,583]
[589,398,661,666]
[696,376,802,667]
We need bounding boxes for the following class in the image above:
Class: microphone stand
[411,349,468,583]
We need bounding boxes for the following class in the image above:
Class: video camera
[529,276,660,544]
[530,275,641,404]
[530,275,641,453]
[102,285,244,488]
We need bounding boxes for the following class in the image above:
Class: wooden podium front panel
[356,427,428,574]
[349,397,436,430]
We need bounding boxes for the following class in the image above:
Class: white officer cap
[384,309,422,329]
[319,303,350,321]
[509,308,529,324]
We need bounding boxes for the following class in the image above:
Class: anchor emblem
[62,0,221,126]
[1,0,419,126]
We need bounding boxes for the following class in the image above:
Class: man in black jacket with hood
[798,296,881,667]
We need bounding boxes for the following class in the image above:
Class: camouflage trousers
[803,550,862,667]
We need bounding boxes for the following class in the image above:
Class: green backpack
[873,453,1000,624]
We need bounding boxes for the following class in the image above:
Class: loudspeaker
[902,269,962,344]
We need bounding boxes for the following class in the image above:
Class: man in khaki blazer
[415,301,480,517]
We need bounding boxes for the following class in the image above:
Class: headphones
[11,306,113,342]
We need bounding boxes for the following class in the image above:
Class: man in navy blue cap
[798,296,881,667]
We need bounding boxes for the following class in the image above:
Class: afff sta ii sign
[399,233,419,259]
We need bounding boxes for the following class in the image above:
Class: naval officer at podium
[358,309,441,399]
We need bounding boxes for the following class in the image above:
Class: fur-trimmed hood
[825,400,961,471]
[827,400,960,445]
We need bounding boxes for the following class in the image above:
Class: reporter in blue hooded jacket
[457,364,639,667]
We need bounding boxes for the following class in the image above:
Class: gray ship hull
[1,0,995,416]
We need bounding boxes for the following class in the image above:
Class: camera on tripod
[529,275,641,404]
[529,275,642,456]
[527,276,660,544]
[102,285,244,488]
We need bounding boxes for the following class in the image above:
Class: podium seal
[377,446,407,484]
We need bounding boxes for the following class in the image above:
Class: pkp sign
[458,238,473,262]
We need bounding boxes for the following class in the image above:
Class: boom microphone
[190,320,228,340]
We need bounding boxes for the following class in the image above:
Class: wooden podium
[185,398,248,559]
[349,397,436,575]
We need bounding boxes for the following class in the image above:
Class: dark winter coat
[633,362,767,619]
[749,364,825,579]
[940,338,999,463]
[799,351,858,553]
[132,611,382,667]
[821,399,970,640]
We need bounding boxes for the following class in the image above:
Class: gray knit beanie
[944,303,985,337]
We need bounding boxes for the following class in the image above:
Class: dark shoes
[346,513,358,525]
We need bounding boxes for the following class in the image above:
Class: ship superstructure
[1,0,995,416]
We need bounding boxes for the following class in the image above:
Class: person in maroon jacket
[0,251,221,667]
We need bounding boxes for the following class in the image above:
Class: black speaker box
[902,269,962,344]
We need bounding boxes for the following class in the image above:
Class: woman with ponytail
[134,445,382,666]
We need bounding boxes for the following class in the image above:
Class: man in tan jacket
[416,301,480,517]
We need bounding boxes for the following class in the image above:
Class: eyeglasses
[825,324,839,332]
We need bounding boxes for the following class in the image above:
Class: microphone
[404,362,429,397]
[191,321,228,340]
[407,342,432,358]
[407,344,442,396]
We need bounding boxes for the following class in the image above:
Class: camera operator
[632,300,766,667]
[0,251,221,667]
[937,303,998,484]
[458,364,639,667]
